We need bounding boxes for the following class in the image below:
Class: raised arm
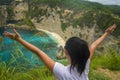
[89,24,116,60]
[4,29,55,71]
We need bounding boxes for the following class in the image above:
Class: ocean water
[0,27,59,66]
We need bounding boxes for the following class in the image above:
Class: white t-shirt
[53,59,90,80]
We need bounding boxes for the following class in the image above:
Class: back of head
[64,37,90,75]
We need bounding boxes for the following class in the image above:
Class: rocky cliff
[0,0,120,53]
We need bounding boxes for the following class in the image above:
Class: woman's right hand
[105,24,116,34]
[4,29,21,40]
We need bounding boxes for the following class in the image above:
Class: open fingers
[111,24,116,28]
[13,29,18,35]
[13,29,21,38]
[4,31,12,36]
[110,24,116,31]
[4,31,15,39]
[105,24,117,33]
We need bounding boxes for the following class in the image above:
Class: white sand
[37,29,65,47]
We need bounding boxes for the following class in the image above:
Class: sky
[88,0,120,5]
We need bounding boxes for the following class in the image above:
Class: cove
[0,27,60,66]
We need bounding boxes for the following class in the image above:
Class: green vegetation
[16,11,35,29]
[24,12,35,29]
[89,70,111,80]
[91,48,120,70]
[107,5,120,16]
[0,62,55,80]
[0,47,120,80]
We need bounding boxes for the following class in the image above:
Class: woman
[4,24,116,80]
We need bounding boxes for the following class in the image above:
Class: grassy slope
[0,48,120,80]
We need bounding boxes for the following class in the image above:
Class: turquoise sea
[0,27,59,67]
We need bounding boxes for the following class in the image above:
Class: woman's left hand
[4,29,21,40]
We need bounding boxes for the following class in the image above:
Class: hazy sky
[88,0,120,5]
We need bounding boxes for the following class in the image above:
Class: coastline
[37,28,65,47]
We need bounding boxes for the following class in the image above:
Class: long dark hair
[64,37,90,75]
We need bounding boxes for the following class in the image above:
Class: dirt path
[98,68,120,80]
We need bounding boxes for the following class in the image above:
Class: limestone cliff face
[31,6,62,37]
[13,2,28,20]
[0,6,7,26]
